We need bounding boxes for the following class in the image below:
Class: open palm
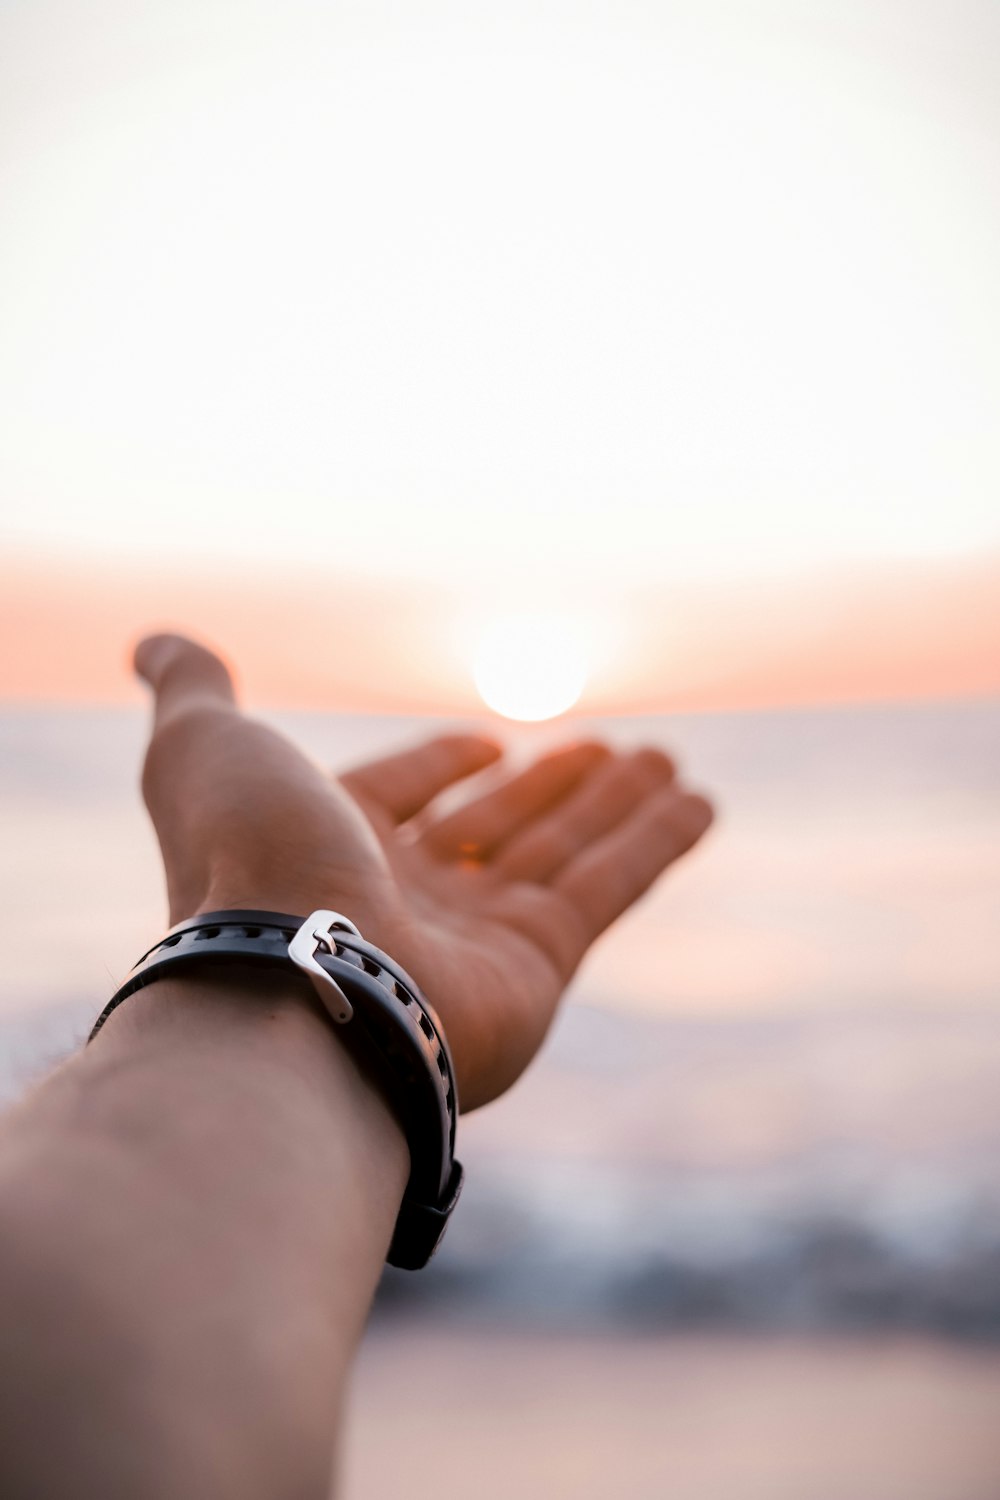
[342,735,712,1106]
[137,634,713,1110]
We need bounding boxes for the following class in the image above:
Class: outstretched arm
[0,635,712,1498]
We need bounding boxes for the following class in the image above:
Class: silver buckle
[288,910,362,1025]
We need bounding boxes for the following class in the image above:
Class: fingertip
[644,784,716,851]
[430,734,505,781]
[680,789,716,835]
[632,745,677,783]
[452,734,504,767]
[133,632,188,688]
[560,738,611,767]
[131,632,237,714]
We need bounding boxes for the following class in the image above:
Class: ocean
[2,697,998,1337]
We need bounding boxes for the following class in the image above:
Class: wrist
[188,877,406,958]
[90,909,461,1269]
[92,968,410,1195]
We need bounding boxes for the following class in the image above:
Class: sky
[1,0,998,710]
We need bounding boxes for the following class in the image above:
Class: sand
[344,1326,1000,1500]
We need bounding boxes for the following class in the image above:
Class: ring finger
[491,747,676,883]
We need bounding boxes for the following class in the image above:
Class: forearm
[0,970,408,1500]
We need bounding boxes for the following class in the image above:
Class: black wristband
[89,909,463,1271]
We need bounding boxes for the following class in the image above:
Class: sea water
[1,699,998,1331]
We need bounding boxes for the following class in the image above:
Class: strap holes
[418,1012,435,1041]
[195,926,220,940]
[244,926,261,938]
[362,957,381,976]
[162,935,181,947]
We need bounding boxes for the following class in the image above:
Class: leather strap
[89,909,463,1270]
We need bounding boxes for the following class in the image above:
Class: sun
[472,614,589,721]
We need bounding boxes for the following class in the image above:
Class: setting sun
[472,615,589,722]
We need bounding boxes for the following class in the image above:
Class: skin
[0,634,713,1498]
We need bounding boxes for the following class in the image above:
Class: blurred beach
[344,1328,1000,1500]
[2,698,999,1493]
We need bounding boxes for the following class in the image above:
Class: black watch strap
[89,909,463,1271]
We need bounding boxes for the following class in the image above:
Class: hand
[136,633,713,1109]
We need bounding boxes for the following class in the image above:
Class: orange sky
[2,548,997,716]
[3,1,998,722]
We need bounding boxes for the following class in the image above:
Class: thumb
[133,633,238,728]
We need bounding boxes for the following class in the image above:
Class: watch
[89,908,463,1270]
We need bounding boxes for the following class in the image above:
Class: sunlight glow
[473,615,589,721]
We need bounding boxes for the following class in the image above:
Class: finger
[492,747,676,882]
[553,785,714,944]
[341,735,502,824]
[134,633,237,729]
[421,741,611,860]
